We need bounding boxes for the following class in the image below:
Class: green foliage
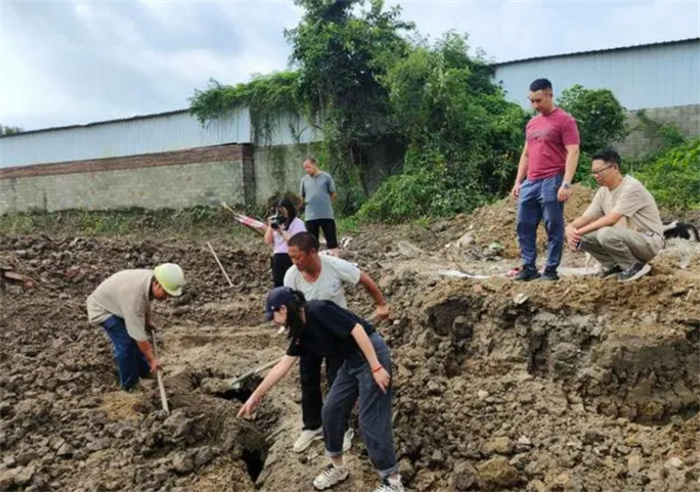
[558,84,629,157]
[0,207,262,239]
[355,170,437,223]
[357,143,493,223]
[285,0,414,206]
[189,72,302,144]
[634,138,700,211]
[336,215,361,234]
[187,2,529,223]
[356,33,526,223]
[0,124,23,136]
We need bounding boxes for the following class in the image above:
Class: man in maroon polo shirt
[511,78,581,282]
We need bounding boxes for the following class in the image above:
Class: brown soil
[1,198,699,492]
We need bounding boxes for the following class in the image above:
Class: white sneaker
[293,427,323,453]
[342,428,354,452]
[313,463,349,490]
[371,475,404,492]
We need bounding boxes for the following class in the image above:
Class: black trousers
[305,219,339,249]
[271,253,293,287]
[300,353,347,430]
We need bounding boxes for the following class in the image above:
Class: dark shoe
[597,265,622,279]
[540,268,559,281]
[514,265,540,282]
[618,262,651,282]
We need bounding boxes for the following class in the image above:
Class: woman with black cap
[237,286,403,492]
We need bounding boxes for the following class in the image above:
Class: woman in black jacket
[237,287,403,492]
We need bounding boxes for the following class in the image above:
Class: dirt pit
[1,206,699,492]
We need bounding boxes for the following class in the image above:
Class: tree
[0,124,23,136]
[356,33,528,222]
[189,1,528,221]
[558,84,628,156]
[283,0,414,201]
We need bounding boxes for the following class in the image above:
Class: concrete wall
[616,104,700,155]
[0,144,251,213]
[253,142,322,205]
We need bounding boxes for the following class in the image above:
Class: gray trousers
[580,226,661,269]
[321,333,398,479]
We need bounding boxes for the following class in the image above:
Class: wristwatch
[562,182,571,189]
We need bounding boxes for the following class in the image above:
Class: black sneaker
[617,262,651,282]
[514,265,540,282]
[541,268,559,281]
[597,265,622,279]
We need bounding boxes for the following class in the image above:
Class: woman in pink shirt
[264,196,307,286]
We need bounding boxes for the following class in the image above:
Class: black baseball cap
[264,286,295,321]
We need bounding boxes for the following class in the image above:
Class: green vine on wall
[189,72,304,146]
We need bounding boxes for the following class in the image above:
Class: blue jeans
[516,174,565,270]
[322,333,398,479]
[102,316,150,389]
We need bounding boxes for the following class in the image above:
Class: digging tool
[151,331,170,414]
[221,202,266,237]
[206,241,235,288]
[224,314,384,391]
[226,357,284,390]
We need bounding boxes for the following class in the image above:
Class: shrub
[634,138,700,212]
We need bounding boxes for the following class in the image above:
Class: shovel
[224,313,384,390]
[151,331,170,414]
[226,357,284,390]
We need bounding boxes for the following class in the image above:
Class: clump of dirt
[1,206,699,492]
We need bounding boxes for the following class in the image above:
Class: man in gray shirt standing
[300,157,339,251]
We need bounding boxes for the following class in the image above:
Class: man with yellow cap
[86,263,185,391]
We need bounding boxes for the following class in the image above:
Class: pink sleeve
[561,116,580,146]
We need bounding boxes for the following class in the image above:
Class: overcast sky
[1,0,698,131]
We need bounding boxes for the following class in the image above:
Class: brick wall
[0,144,250,213]
[616,104,700,156]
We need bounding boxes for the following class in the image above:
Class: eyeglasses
[592,165,613,176]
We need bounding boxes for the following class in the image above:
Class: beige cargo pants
[580,226,662,269]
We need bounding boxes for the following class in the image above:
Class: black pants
[305,219,339,249]
[300,353,347,430]
[271,253,293,287]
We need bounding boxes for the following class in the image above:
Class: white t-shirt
[283,255,361,308]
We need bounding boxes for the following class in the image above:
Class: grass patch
[0,206,266,240]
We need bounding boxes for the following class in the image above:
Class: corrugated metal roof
[0,108,190,138]
[493,37,700,66]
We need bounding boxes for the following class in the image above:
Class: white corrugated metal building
[493,38,699,110]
